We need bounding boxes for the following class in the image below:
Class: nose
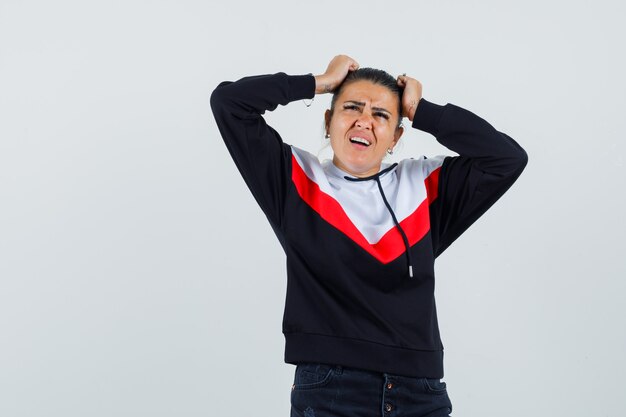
[355,112,374,129]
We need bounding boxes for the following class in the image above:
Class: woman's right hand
[314,55,360,94]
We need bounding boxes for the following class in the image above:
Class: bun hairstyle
[329,68,404,128]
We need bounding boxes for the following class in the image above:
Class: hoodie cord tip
[409,265,413,278]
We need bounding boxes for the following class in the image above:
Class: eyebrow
[343,100,392,115]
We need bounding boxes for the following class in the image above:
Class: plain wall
[1,0,624,416]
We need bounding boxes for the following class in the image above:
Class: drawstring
[344,163,414,278]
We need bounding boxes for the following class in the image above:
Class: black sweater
[210,72,528,378]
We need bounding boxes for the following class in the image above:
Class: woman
[210,55,528,417]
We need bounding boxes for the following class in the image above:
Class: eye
[375,112,390,120]
[343,104,360,111]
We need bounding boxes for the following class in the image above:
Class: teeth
[350,137,371,146]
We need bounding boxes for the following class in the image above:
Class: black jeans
[290,363,453,417]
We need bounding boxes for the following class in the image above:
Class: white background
[1,1,625,416]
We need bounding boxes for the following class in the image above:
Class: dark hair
[329,67,403,127]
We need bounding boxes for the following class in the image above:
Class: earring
[387,148,394,155]
[325,133,330,139]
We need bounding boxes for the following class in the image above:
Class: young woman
[210,55,528,417]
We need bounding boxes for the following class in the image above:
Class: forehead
[337,80,398,111]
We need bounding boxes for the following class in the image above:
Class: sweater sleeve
[209,72,316,228]
[412,98,529,258]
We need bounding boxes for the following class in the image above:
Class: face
[325,80,403,178]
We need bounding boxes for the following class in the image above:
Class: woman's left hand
[397,74,423,122]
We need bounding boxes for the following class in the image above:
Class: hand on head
[396,74,423,122]
[314,55,360,94]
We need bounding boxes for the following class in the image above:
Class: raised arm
[210,72,315,228]
[398,75,529,256]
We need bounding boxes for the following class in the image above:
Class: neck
[332,156,382,178]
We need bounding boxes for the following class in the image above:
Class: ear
[393,125,404,145]
[324,109,331,133]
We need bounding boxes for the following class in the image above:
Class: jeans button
[386,382,393,389]
[385,403,393,412]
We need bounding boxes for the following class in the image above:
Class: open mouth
[349,136,371,147]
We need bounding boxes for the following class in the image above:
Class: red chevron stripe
[425,165,440,204]
[291,155,441,264]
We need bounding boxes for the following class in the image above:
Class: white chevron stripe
[291,146,445,244]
